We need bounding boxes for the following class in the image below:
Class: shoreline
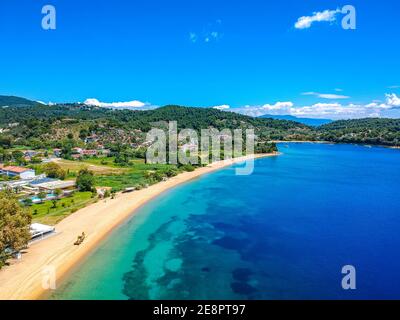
[274,140,400,150]
[0,153,277,300]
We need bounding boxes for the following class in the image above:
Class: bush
[181,164,195,172]
[164,167,179,177]
[76,169,95,192]
[43,162,66,180]
[0,192,31,269]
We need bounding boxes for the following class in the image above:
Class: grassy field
[81,157,131,168]
[94,162,180,191]
[27,158,189,223]
[30,192,96,225]
[53,159,128,175]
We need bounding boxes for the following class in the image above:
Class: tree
[0,135,13,149]
[76,169,95,192]
[43,162,66,180]
[22,198,33,207]
[0,192,32,268]
[111,189,116,199]
[12,150,24,165]
[54,188,63,198]
[38,192,47,203]
[164,167,179,177]
[30,156,42,164]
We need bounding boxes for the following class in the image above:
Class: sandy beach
[0,154,275,300]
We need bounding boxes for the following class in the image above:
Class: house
[30,223,55,241]
[0,165,36,180]
[53,148,62,157]
[181,143,198,153]
[85,134,98,143]
[72,147,83,154]
[82,149,98,157]
[24,150,38,158]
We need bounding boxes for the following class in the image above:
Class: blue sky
[0,0,399,119]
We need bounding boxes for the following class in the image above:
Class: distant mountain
[259,114,332,126]
[0,95,43,108]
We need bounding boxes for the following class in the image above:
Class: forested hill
[318,118,400,146]
[0,104,307,129]
[0,95,43,108]
[0,101,399,147]
[141,105,309,131]
[0,104,315,150]
[0,104,312,138]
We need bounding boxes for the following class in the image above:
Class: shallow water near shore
[50,143,400,300]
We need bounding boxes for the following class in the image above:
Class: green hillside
[318,118,400,146]
[0,96,399,147]
[0,95,43,108]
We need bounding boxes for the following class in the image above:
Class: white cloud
[334,88,343,92]
[302,92,350,99]
[204,31,222,43]
[388,85,400,89]
[190,20,223,43]
[237,102,294,117]
[210,31,220,39]
[234,95,400,120]
[84,98,154,109]
[386,93,400,107]
[295,9,340,29]
[189,33,198,43]
[212,104,230,110]
[319,93,350,99]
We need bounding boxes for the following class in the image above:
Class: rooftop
[0,165,33,173]
[31,180,76,190]
[30,178,57,186]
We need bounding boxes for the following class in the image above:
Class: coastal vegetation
[0,191,32,269]
[1,102,399,148]
[29,191,94,225]
[318,118,400,146]
[76,169,95,192]
[1,98,399,233]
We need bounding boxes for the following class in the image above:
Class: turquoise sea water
[50,143,400,300]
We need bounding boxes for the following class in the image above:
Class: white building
[30,223,55,241]
[0,165,36,179]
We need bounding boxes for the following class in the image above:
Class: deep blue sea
[51,143,400,300]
